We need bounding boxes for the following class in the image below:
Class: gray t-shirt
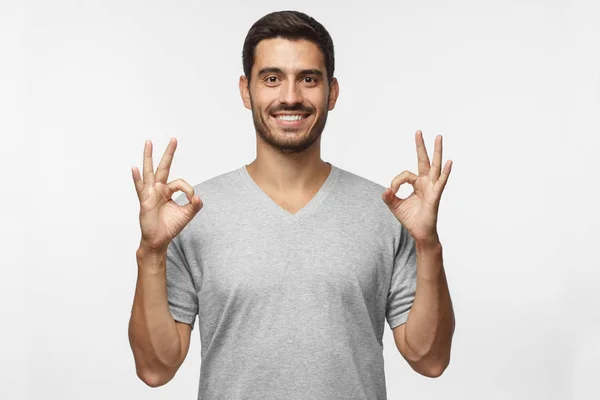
[166,162,417,400]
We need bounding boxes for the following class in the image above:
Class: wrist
[136,242,168,261]
[415,234,441,250]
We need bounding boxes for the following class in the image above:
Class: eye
[265,76,279,84]
[303,76,317,84]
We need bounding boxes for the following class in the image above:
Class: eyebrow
[257,67,324,78]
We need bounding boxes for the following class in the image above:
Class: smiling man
[129,10,456,400]
[241,36,334,157]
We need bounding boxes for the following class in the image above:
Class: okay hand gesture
[132,138,203,254]
[382,130,453,243]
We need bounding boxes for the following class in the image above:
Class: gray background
[2,0,598,399]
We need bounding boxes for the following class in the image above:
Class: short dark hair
[242,10,335,86]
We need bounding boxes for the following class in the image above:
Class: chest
[197,217,391,308]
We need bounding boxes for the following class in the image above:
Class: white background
[2,0,598,399]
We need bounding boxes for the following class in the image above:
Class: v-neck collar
[238,162,340,223]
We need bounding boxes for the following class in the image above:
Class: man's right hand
[132,138,203,254]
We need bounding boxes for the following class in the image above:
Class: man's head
[239,11,339,154]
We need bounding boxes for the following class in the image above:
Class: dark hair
[242,10,335,86]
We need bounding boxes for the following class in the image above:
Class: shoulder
[333,165,403,232]
[171,166,242,207]
[170,166,247,235]
[334,165,387,197]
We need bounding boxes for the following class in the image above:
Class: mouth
[270,113,312,128]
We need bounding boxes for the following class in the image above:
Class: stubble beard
[249,95,329,154]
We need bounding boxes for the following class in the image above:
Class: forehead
[252,37,325,74]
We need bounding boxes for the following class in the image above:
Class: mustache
[269,104,313,114]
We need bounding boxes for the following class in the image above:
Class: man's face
[239,37,339,154]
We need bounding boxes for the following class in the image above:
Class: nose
[278,79,303,105]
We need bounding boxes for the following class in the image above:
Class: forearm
[128,246,182,383]
[404,238,455,375]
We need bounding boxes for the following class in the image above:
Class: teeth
[276,114,305,121]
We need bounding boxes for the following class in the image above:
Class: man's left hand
[382,130,453,243]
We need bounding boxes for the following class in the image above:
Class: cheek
[306,91,329,109]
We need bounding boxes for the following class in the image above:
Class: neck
[246,138,331,194]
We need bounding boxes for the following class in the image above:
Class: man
[129,10,455,400]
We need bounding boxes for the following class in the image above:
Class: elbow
[137,368,174,388]
[409,354,451,378]
[420,362,449,378]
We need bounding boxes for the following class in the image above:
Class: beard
[249,95,329,154]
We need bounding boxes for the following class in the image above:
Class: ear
[239,75,252,110]
[327,77,339,111]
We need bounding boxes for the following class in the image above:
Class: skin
[382,131,453,244]
[238,37,339,210]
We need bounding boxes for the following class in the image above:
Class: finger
[166,178,197,203]
[181,194,203,218]
[167,179,204,218]
[382,187,402,209]
[143,140,155,187]
[390,170,418,195]
[429,135,443,182]
[131,166,143,200]
[155,137,177,184]
[434,160,453,194]
[416,130,431,177]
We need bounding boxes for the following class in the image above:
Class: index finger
[155,137,177,184]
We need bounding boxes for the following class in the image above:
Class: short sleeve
[386,223,417,330]
[166,236,199,330]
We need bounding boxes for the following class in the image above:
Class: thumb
[182,195,203,219]
[382,187,402,210]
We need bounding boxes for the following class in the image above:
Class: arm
[393,237,455,378]
[128,245,192,387]
[383,131,455,377]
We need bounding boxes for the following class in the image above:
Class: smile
[271,113,311,127]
